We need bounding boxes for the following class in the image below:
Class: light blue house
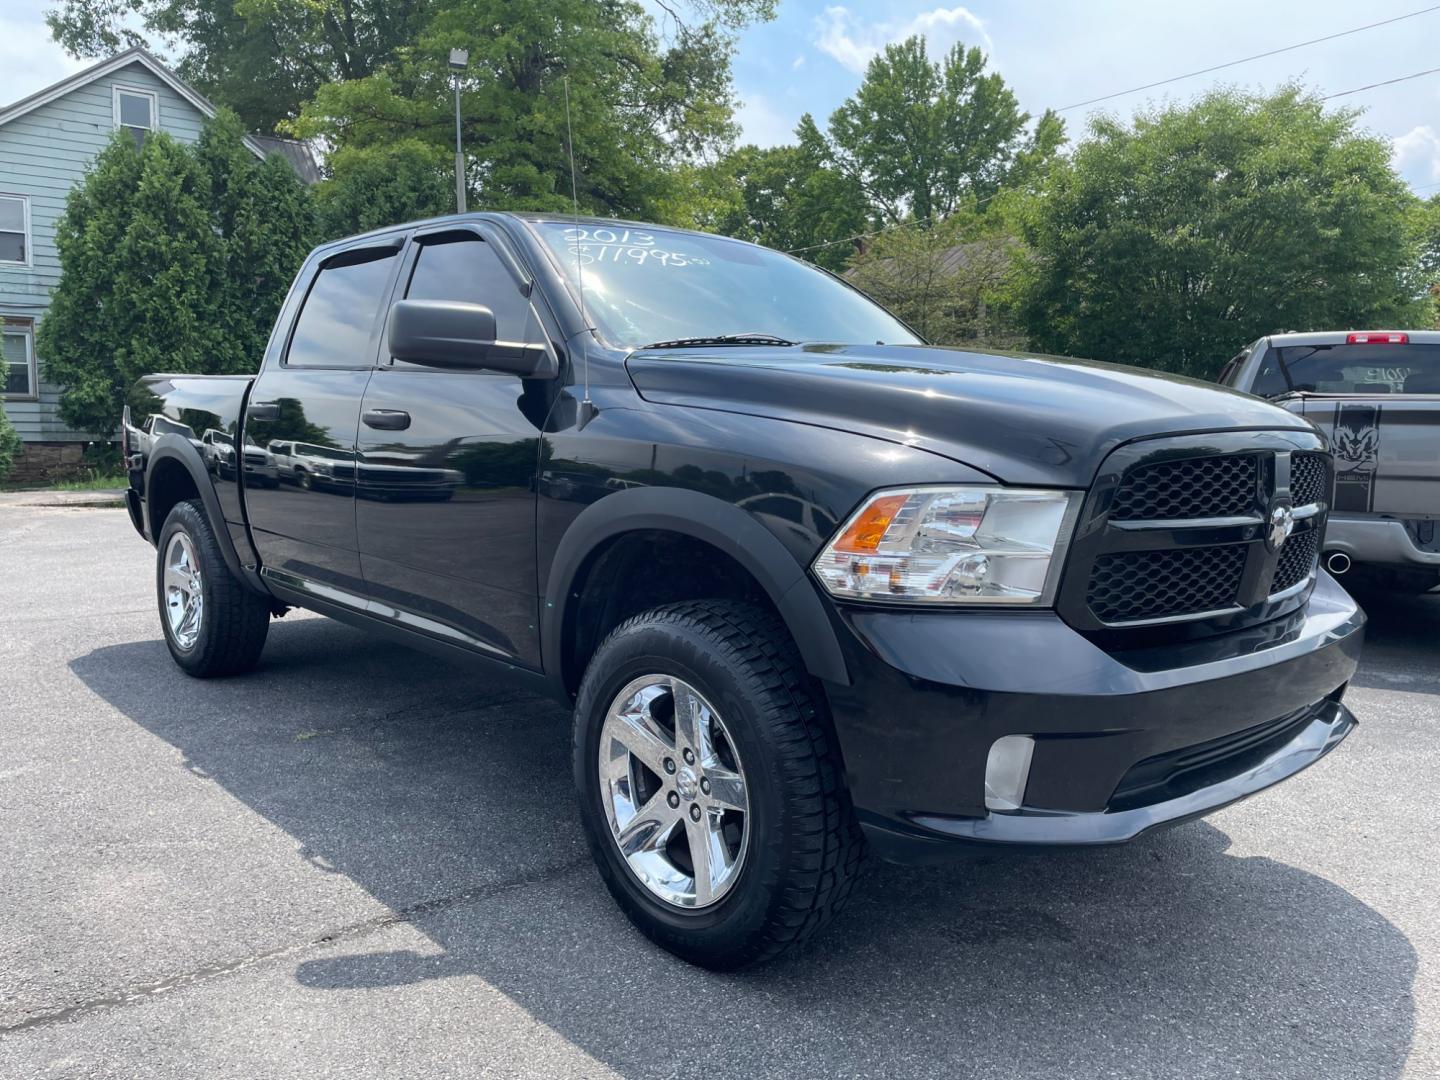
[0,47,314,482]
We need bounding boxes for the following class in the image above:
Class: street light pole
[448,48,469,213]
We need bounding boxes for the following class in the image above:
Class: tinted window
[403,237,535,344]
[287,249,398,368]
[533,221,920,350]
[1253,344,1440,396]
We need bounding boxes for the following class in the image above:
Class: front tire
[573,600,863,969]
[156,499,270,677]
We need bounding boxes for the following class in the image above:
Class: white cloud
[1391,125,1440,187]
[0,17,90,109]
[813,5,993,75]
[735,92,797,148]
[792,54,806,71]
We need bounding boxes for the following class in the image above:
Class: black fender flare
[541,486,850,690]
[145,435,270,598]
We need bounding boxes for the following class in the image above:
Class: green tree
[48,0,440,132]
[0,408,20,484]
[703,123,868,272]
[45,0,771,138]
[848,205,1029,347]
[38,133,226,436]
[197,109,317,363]
[1412,193,1440,325]
[39,119,316,437]
[315,140,453,238]
[820,36,1063,226]
[1018,87,1432,377]
[288,0,750,219]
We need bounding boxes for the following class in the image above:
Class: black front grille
[1086,545,1247,623]
[1272,528,1319,594]
[1290,452,1330,507]
[1063,435,1331,634]
[1107,453,1259,521]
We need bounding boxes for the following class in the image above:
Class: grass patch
[47,473,128,491]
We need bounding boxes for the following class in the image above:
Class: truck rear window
[1253,344,1440,396]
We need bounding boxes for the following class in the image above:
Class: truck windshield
[531,222,921,350]
[1253,344,1440,396]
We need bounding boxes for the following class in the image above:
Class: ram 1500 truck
[1220,330,1440,593]
[124,214,1365,969]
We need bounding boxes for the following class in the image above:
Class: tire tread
[576,599,864,968]
[158,499,270,678]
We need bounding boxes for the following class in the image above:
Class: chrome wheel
[599,674,750,909]
[163,532,204,650]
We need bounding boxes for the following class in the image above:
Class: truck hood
[626,344,1312,487]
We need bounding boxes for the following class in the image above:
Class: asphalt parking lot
[1,502,1436,1079]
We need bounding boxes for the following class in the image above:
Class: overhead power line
[1056,4,1440,112]
[1321,65,1440,99]
[788,11,1440,257]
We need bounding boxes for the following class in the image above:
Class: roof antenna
[563,76,598,430]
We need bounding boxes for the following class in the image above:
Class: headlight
[812,486,1081,605]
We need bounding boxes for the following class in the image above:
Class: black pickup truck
[124,214,1365,968]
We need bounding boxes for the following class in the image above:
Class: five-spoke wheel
[574,601,863,969]
[163,531,204,650]
[155,499,270,677]
[599,675,749,908]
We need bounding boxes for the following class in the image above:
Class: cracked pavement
[1,503,1436,1079]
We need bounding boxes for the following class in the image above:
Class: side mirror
[387,299,550,376]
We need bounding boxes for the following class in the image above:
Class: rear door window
[287,247,400,368]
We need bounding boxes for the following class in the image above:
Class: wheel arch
[145,435,270,599]
[543,487,850,697]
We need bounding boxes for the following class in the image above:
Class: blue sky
[3,0,1439,190]
[729,1,1440,190]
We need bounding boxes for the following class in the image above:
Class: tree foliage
[287,0,756,220]
[315,140,452,239]
[817,36,1064,226]
[48,0,772,135]
[696,121,868,272]
[848,204,1029,347]
[1018,87,1431,377]
[0,407,20,484]
[38,118,315,437]
[1412,193,1440,324]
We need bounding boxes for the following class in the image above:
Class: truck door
[243,240,403,594]
[355,226,552,668]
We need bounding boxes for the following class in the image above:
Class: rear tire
[156,499,270,678]
[573,600,864,970]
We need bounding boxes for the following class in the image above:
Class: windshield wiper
[638,333,799,349]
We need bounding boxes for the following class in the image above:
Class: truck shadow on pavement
[71,617,1416,1080]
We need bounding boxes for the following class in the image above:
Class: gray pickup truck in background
[1221,330,1440,593]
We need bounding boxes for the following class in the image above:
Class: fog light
[984,735,1034,811]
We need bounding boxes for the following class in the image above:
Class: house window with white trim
[3,318,37,400]
[113,86,157,146]
[0,194,27,265]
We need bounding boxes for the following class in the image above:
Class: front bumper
[1324,514,1440,569]
[821,571,1365,861]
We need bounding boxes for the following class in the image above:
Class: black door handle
[248,401,281,421]
[363,409,411,431]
